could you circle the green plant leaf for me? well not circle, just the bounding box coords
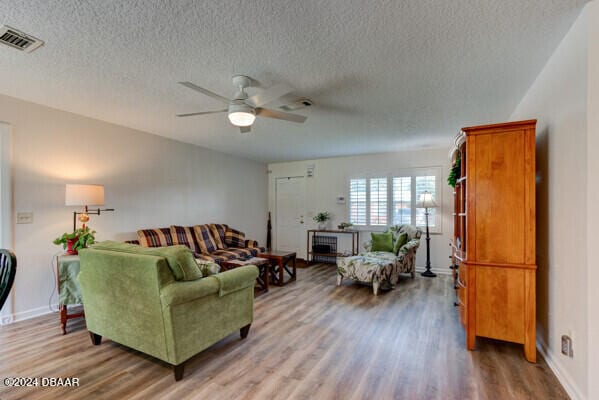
[52,225,96,249]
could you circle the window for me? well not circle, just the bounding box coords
[392,177,411,225]
[349,178,367,225]
[415,175,437,228]
[348,167,441,232]
[369,178,387,225]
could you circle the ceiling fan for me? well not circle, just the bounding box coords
[176,75,307,133]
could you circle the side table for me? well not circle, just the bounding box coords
[57,254,85,334]
[220,257,270,295]
[258,251,297,286]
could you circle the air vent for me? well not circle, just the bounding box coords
[280,98,313,111]
[0,25,44,53]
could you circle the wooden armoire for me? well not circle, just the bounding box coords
[451,120,537,362]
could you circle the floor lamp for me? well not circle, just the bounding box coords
[417,191,438,278]
[65,184,114,231]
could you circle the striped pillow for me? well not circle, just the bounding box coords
[225,227,246,248]
[137,228,173,248]
[195,259,221,276]
[170,225,201,254]
[193,225,218,254]
[209,223,228,249]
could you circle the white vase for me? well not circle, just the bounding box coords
[318,222,327,230]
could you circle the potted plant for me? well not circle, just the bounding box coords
[313,211,331,230]
[448,152,461,188]
[53,226,96,255]
[337,222,353,231]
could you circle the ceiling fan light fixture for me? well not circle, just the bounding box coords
[228,103,256,127]
[177,77,306,129]
[228,111,255,127]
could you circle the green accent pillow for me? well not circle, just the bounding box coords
[91,241,203,281]
[393,232,409,255]
[371,232,394,252]
[160,246,204,281]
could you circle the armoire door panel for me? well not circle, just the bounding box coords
[474,131,526,264]
[475,266,526,343]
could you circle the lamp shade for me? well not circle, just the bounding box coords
[416,191,438,208]
[65,184,105,206]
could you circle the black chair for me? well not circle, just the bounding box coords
[0,249,17,311]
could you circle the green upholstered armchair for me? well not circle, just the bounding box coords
[78,245,258,381]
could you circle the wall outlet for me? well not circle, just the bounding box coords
[561,335,573,357]
[16,212,33,224]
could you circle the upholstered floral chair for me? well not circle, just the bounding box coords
[336,225,422,295]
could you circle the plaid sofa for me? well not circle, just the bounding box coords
[129,224,265,265]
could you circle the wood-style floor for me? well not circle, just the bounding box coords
[0,264,567,400]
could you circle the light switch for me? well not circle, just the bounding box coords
[16,212,33,224]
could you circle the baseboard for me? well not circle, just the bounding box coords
[415,266,451,275]
[537,336,585,400]
[0,304,57,325]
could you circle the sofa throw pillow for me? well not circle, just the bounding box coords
[371,232,394,252]
[209,223,228,249]
[225,227,246,248]
[137,228,173,248]
[193,225,218,254]
[393,232,409,255]
[170,225,202,254]
[195,259,221,276]
[91,241,202,281]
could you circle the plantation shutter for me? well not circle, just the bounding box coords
[392,177,412,225]
[369,178,387,226]
[415,175,437,227]
[349,178,367,225]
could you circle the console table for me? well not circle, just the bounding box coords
[306,230,360,264]
[57,254,85,334]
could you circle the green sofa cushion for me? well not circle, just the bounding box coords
[212,266,259,297]
[393,232,409,255]
[92,241,203,281]
[371,232,393,252]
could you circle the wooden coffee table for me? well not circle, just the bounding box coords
[220,257,270,294]
[258,251,297,286]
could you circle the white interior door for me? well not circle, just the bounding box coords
[275,177,306,257]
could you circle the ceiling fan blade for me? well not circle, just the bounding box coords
[240,126,251,133]
[178,81,230,104]
[176,109,227,117]
[248,84,293,107]
[256,108,307,123]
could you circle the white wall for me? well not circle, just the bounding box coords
[510,6,589,398]
[267,148,453,273]
[0,94,267,323]
[586,2,599,399]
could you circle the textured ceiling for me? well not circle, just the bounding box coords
[0,0,588,162]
